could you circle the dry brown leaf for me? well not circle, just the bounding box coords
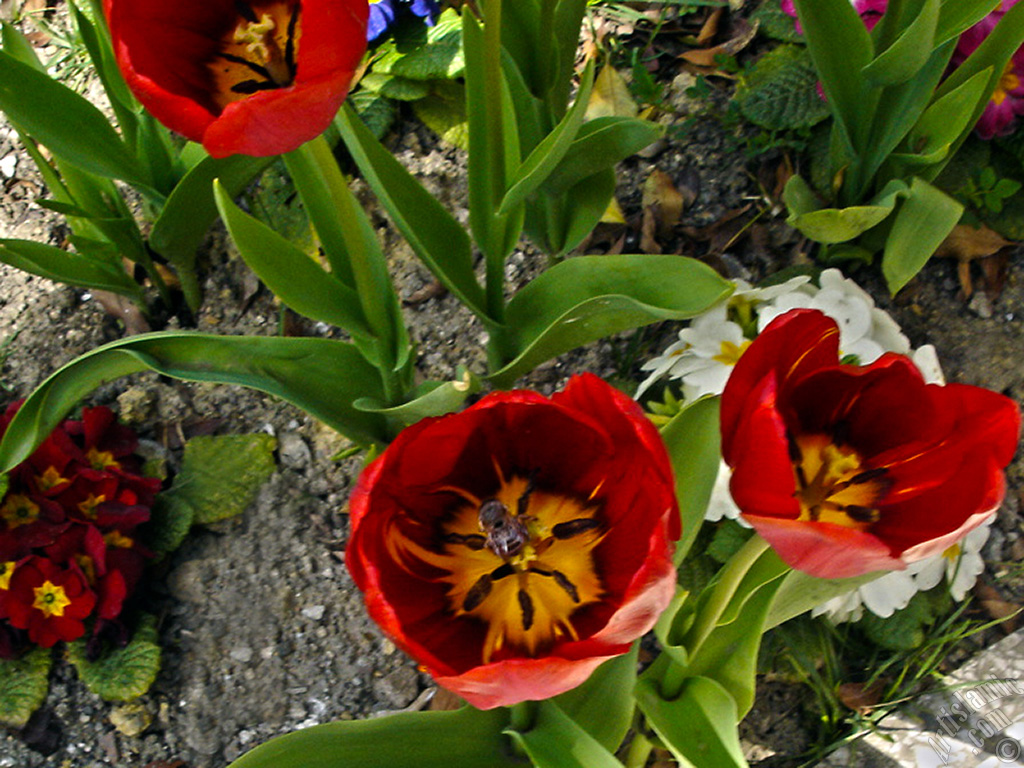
[935,224,1016,298]
[837,679,887,715]
[974,582,1021,632]
[428,687,465,711]
[586,64,637,120]
[696,7,724,46]
[642,168,686,239]
[92,289,151,335]
[680,19,759,68]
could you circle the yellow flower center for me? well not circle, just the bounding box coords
[33,580,72,618]
[0,561,15,591]
[403,473,606,663]
[86,447,120,472]
[104,530,135,549]
[1,493,40,529]
[712,339,751,366]
[992,61,1020,106]
[791,434,890,530]
[77,493,107,520]
[210,2,301,109]
[36,466,68,492]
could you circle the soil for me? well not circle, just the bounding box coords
[1,4,1023,768]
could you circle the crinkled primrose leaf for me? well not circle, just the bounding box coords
[67,614,160,702]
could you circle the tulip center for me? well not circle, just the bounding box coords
[993,61,1020,107]
[1,493,40,529]
[210,1,301,109]
[791,434,889,530]
[412,474,606,663]
[33,580,72,618]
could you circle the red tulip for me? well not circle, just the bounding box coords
[347,374,679,709]
[104,0,369,157]
[721,309,1020,579]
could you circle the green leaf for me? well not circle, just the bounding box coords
[490,255,733,387]
[635,675,748,768]
[858,588,951,650]
[160,434,277,526]
[412,81,468,149]
[497,59,597,217]
[735,45,830,130]
[659,397,721,566]
[904,68,991,162]
[788,179,909,243]
[0,50,146,186]
[144,492,195,558]
[1,20,45,72]
[0,647,52,729]
[791,0,876,153]
[543,117,664,195]
[366,73,432,101]
[389,8,464,80]
[782,173,822,217]
[552,645,638,753]
[882,177,963,293]
[67,614,160,702]
[764,569,887,630]
[936,0,1001,45]
[336,103,486,317]
[0,333,389,475]
[861,0,938,86]
[529,167,618,257]
[227,707,520,768]
[213,180,375,339]
[349,88,398,139]
[353,369,480,430]
[507,700,625,768]
[0,238,143,299]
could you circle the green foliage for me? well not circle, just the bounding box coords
[67,614,161,702]
[0,647,52,728]
[735,45,831,131]
[858,588,954,651]
[707,521,752,564]
[159,434,277,526]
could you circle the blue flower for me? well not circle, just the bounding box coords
[367,0,441,43]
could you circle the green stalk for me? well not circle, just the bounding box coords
[624,732,654,768]
[677,535,771,680]
[284,136,405,403]
[482,0,507,323]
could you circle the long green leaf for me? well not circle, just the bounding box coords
[765,569,886,630]
[0,50,146,186]
[0,334,389,474]
[861,0,938,86]
[791,0,876,153]
[227,707,519,768]
[660,397,721,567]
[0,238,143,299]
[213,181,374,339]
[497,59,596,217]
[882,177,962,293]
[552,645,638,753]
[635,675,748,768]
[335,103,487,318]
[904,67,992,161]
[935,0,1000,44]
[490,255,732,386]
[352,369,480,430]
[507,700,625,768]
[542,117,663,195]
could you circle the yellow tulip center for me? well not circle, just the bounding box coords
[210,1,301,109]
[1,493,40,529]
[405,472,606,663]
[791,434,890,530]
[33,580,72,618]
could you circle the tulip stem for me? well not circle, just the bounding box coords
[625,732,654,768]
[677,534,771,678]
[508,701,535,732]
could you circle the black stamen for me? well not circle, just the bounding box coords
[517,472,537,518]
[552,518,600,539]
[518,589,534,631]
[491,563,515,581]
[552,570,580,603]
[220,52,273,80]
[231,80,280,95]
[849,467,888,485]
[463,574,492,612]
[235,0,259,23]
[832,421,851,447]
[444,532,486,550]
[285,5,300,79]
[794,465,809,489]
[844,504,880,523]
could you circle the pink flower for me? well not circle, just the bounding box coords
[781,0,887,35]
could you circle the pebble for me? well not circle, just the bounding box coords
[301,605,326,621]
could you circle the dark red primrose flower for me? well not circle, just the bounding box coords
[721,309,1020,579]
[347,374,679,709]
[105,0,369,157]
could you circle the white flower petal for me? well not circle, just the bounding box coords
[869,308,911,354]
[912,344,945,385]
[859,569,919,618]
[811,288,873,346]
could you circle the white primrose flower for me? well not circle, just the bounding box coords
[636,275,811,399]
[812,519,993,623]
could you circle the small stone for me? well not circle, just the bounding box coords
[109,702,153,737]
[278,432,312,470]
[116,387,156,425]
[0,154,16,178]
[229,645,254,663]
[301,605,326,621]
